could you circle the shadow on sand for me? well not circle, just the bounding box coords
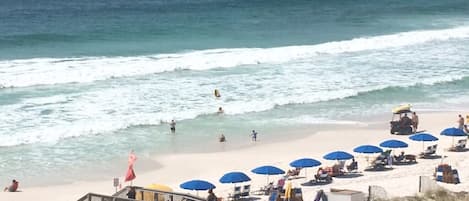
[334,173,364,178]
[300,180,332,187]
[364,167,394,172]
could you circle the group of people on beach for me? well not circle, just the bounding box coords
[400,112,419,133]
[403,112,469,134]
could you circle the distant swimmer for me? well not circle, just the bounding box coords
[214,89,221,98]
[251,130,258,142]
[170,119,176,133]
[219,134,226,142]
[217,107,224,114]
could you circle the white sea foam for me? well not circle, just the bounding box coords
[1,26,469,147]
[1,26,469,88]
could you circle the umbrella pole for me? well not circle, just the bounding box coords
[422,141,424,153]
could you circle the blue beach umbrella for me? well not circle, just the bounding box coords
[441,127,467,146]
[251,165,285,175]
[379,139,408,148]
[353,145,383,154]
[251,165,285,184]
[441,127,466,137]
[219,172,251,184]
[409,133,438,141]
[289,158,321,179]
[289,158,321,168]
[180,179,216,192]
[409,133,439,152]
[323,151,354,160]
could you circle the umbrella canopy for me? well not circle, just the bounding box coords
[380,140,408,148]
[441,127,466,137]
[147,184,173,192]
[409,133,438,141]
[251,165,285,175]
[323,151,354,160]
[180,180,216,190]
[289,158,321,168]
[353,145,383,154]
[219,172,251,184]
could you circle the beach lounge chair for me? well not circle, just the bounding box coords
[420,144,437,158]
[268,190,279,201]
[228,186,241,200]
[287,168,301,177]
[256,182,274,195]
[314,172,332,183]
[346,161,358,172]
[449,139,467,152]
[393,152,417,164]
[240,184,250,197]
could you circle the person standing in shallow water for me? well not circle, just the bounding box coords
[170,120,176,133]
[251,130,257,142]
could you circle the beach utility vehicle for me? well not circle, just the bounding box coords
[390,104,413,135]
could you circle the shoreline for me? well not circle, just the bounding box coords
[2,110,468,201]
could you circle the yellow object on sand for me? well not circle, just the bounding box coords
[285,182,292,200]
[392,104,412,114]
[137,184,173,201]
[146,183,173,192]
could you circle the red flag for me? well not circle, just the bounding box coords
[125,166,136,182]
[128,150,137,168]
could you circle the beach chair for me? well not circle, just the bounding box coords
[451,139,467,152]
[314,172,332,183]
[346,161,358,173]
[240,184,250,197]
[420,144,437,158]
[228,186,241,200]
[287,168,301,179]
[366,155,386,170]
[269,190,279,201]
[293,188,302,198]
[394,152,417,164]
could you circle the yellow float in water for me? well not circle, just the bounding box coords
[214,89,221,98]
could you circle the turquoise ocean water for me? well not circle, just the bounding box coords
[1,0,469,186]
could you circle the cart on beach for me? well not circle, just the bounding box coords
[390,104,413,135]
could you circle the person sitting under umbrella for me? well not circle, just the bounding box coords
[287,168,301,176]
[346,158,358,172]
[207,189,217,201]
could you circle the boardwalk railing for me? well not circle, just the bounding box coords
[78,186,205,201]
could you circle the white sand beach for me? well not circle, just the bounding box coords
[2,111,468,201]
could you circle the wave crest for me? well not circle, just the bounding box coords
[1,26,469,88]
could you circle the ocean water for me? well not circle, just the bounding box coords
[1,0,469,186]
